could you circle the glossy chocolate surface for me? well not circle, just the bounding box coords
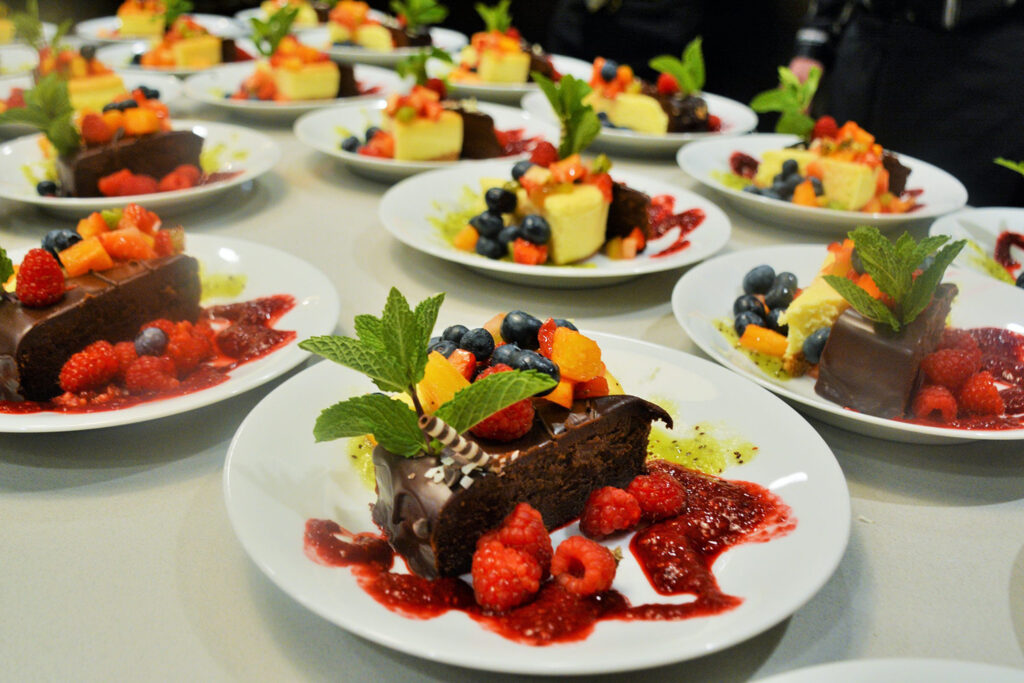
[607,182,652,240]
[456,109,503,159]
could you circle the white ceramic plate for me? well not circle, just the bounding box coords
[298,24,468,67]
[676,133,969,234]
[0,70,184,137]
[0,119,280,217]
[0,235,339,433]
[521,90,758,156]
[96,38,259,77]
[223,332,850,675]
[294,99,559,182]
[930,207,1024,285]
[378,159,732,287]
[75,13,246,43]
[433,54,592,105]
[0,43,39,78]
[758,658,1024,683]
[182,62,404,118]
[672,244,1024,443]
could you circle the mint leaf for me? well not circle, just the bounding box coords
[648,36,705,95]
[475,0,512,32]
[824,275,901,332]
[353,313,386,350]
[250,5,299,56]
[0,246,13,285]
[434,370,556,434]
[846,225,904,301]
[164,0,194,28]
[994,157,1024,177]
[750,65,820,139]
[413,292,445,363]
[0,74,80,157]
[13,0,43,49]
[380,287,430,387]
[313,394,424,456]
[391,0,448,31]
[533,72,600,159]
[299,335,411,393]
[901,240,964,325]
[395,46,452,86]
[776,110,815,139]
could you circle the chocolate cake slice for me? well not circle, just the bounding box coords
[640,84,711,133]
[606,182,652,241]
[815,283,957,418]
[0,254,201,401]
[372,395,671,578]
[453,107,503,159]
[57,130,204,198]
[334,61,358,97]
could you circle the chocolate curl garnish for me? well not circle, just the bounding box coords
[418,415,500,486]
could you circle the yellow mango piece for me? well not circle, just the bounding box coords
[416,351,470,414]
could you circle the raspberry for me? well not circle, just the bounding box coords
[121,172,159,196]
[536,317,557,358]
[512,238,548,265]
[627,472,687,520]
[80,113,113,145]
[1001,386,1024,414]
[811,115,838,140]
[141,318,176,337]
[937,328,979,352]
[424,77,447,99]
[153,230,175,257]
[550,536,616,596]
[957,371,1005,416]
[112,341,138,380]
[529,141,559,167]
[579,486,641,539]
[165,321,214,374]
[549,328,603,381]
[118,203,161,234]
[470,365,535,441]
[471,539,541,612]
[911,384,958,422]
[15,248,65,307]
[920,347,982,390]
[491,503,552,576]
[656,72,679,95]
[59,341,119,394]
[124,354,179,393]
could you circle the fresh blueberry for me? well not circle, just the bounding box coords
[475,235,505,259]
[117,99,139,111]
[761,189,783,201]
[598,111,613,127]
[134,327,168,356]
[102,101,121,113]
[599,60,618,82]
[41,228,81,259]
[553,318,577,331]
[484,187,517,214]
[511,160,533,181]
[139,86,160,100]
[802,327,831,364]
[431,340,458,357]
[340,135,360,153]
[514,349,560,394]
[469,211,504,239]
[130,52,142,65]
[810,176,824,196]
[742,185,762,195]
[764,284,795,310]
[851,248,865,274]
[519,214,551,244]
[441,325,469,343]
[734,310,765,337]
[459,327,495,360]
[80,45,96,61]
[426,335,443,351]
[733,294,767,317]
[772,271,798,291]
[497,224,519,244]
[773,175,801,199]
[364,125,381,143]
[1017,271,1024,289]
[491,342,522,367]
[501,310,542,350]
[742,265,775,295]
[36,180,58,197]
[781,159,799,177]
[766,308,789,335]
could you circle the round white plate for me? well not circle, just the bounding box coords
[676,133,969,234]
[0,119,280,217]
[378,159,732,287]
[182,61,404,118]
[930,207,1024,285]
[0,235,339,433]
[298,24,468,67]
[96,38,258,77]
[521,90,758,156]
[294,99,559,182]
[75,13,246,43]
[758,658,1024,683]
[672,244,1024,443]
[434,54,592,105]
[223,332,850,675]
[0,43,39,78]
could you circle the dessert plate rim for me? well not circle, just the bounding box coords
[377,158,732,287]
[672,243,1024,443]
[0,234,340,433]
[929,206,1024,286]
[756,658,1024,683]
[222,330,850,674]
[75,13,247,44]
[676,133,969,234]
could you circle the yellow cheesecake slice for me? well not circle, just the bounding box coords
[389,110,463,161]
[586,92,668,134]
[476,49,530,83]
[540,184,609,265]
[354,23,394,51]
[0,18,15,43]
[117,1,165,37]
[753,148,818,187]
[777,247,853,374]
[67,73,128,112]
[819,158,880,210]
[266,60,340,100]
[170,35,222,68]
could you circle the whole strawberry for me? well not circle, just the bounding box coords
[16,248,65,307]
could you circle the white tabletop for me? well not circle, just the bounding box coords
[2,97,1023,682]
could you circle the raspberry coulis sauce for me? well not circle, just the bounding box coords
[304,459,795,646]
[0,294,295,415]
[646,195,706,258]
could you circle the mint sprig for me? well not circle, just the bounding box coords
[994,157,1024,177]
[649,36,705,95]
[390,0,448,32]
[250,5,299,56]
[475,0,512,32]
[14,0,71,52]
[163,0,194,28]
[435,370,555,434]
[822,226,965,333]
[395,46,452,86]
[0,74,80,157]
[749,65,821,139]
[0,246,13,285]
[312,393,425,454]
[533,72,600,159]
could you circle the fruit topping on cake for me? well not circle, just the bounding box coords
[449,0,558,84]
[0,205,296,410]
[259,0,324,28]
[328,0,445,52]
[586,37,721,135]
[134,1,247,69]
[116,0,166,38]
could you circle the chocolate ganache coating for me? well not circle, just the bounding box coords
[372,394,672,578]
[0,254,201,401]
[815,283,957,418]
[453,107,503,159]
[606,182,652,242]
